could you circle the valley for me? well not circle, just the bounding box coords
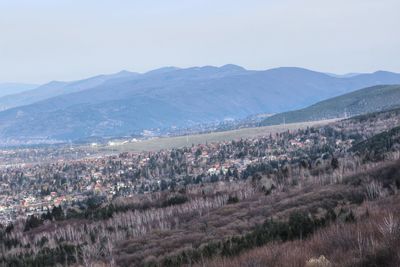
[0,107,399,266]
[2,1,400,266]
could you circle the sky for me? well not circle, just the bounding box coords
[1,0,400,84]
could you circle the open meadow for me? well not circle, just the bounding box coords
[96,119,338,153]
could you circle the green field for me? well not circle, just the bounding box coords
[95,119,338,153]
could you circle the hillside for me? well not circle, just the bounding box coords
[351,125,400,159]
[261,84,400,126]
[1,67,400,142]
[0,83,38,98]
[2,107,400,267]
[0,71,138,111]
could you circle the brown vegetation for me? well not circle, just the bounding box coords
[1,108,400,266]
[196,194,400,267]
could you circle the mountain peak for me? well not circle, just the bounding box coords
[112,70,139,78]
[116,70,132,75]
[145,66,180,75]
[220,64,246,71]
[373,70,396,75]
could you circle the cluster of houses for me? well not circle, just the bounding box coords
[0,126,352,225]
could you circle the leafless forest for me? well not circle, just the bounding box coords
[1,108,400,267]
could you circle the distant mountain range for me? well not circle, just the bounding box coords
[0,83,38,99]
[1,65,400,143]
[261,85,400,126]
[0,71,136,111]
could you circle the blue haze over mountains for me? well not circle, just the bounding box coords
[0,83,38,98]
[0,65,400,143]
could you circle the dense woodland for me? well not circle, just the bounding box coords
[1,107,400,266]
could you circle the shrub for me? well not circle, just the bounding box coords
[162,195,189,207]
[24,215,43,232]
[227,196,239,204]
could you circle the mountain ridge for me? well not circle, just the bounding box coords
[0,83,39,98]
[1,66,400,143]
[260,84,400,126]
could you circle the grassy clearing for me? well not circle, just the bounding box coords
[96,119,338,153]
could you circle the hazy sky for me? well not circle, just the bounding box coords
[1,0,399,83]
